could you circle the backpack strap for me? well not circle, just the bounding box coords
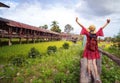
[89,32,97,40]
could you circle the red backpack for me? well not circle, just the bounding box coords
[87,33,97,51]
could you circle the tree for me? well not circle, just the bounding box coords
[64,24,73,33]
[115,31,120,42]
[104,37,112,42]
[39,24,48,29]
[111,30,120,42]
[50,21,61,33]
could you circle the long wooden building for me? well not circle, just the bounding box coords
[0,17,61,45]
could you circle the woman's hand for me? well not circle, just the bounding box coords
[102,18,110,29]
[76,17,78,22]
[107,19,110,24]
[75,17,84,28]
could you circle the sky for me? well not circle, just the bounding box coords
[0,0,120,37]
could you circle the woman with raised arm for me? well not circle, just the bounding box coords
[76,17,110,82]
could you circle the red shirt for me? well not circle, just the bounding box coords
[80,26,104,59]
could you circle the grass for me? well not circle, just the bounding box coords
[0,41,120,83]
[99,42,120,58]
[19,45,82,83]
[101,55,120,83]
[99,42,120,83]
[0,41,82,83]
[0,41,73,64]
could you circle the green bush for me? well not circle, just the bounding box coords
[47,46,57,55]
[62,42,69,49]
[28,47,41,58]
[11,56,27,67]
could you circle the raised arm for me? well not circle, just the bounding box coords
[102,19,110,29]
[76,17,84,28]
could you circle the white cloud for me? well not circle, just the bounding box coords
[84,0,120,16]
[0,0,120,37]
[0,1,80,33]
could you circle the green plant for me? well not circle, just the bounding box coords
[0,41,79,83]
[54,72,65,82]
[1,64,17,78]
[47,46,57,55]
[101,56,120,83]
[0,41,71,64]
[28,47,41,58]
[14,76,25,83]
[62,42,69,49]
[11,56,27,67]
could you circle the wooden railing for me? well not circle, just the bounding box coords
[99,49,120,66]
[80,49,120,83]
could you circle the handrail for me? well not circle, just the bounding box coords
[80,49,120,83]
[99,49,120,66]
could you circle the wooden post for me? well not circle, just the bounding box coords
[32,38,35,43]
[8,27,12,46]
[26,30,29,43]
[32,30,36,43]
[1,30,4,38]
[80,57,102,83]
[26,38,29,43]
[99,49,120,66]
[8,38,12,46]
[36,37,39,42]
[19,38,22,44]
[0,38,1,46]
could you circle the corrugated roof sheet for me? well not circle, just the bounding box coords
[0,2,10,8]
[0,17,59,35]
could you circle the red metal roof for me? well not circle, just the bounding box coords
[60,32,69,36]
[0,17,59,35]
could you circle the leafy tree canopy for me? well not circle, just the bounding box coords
[39,24,48,29]
[114,30,120,42]
[64,24,73,33]
[50,21,61,33]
